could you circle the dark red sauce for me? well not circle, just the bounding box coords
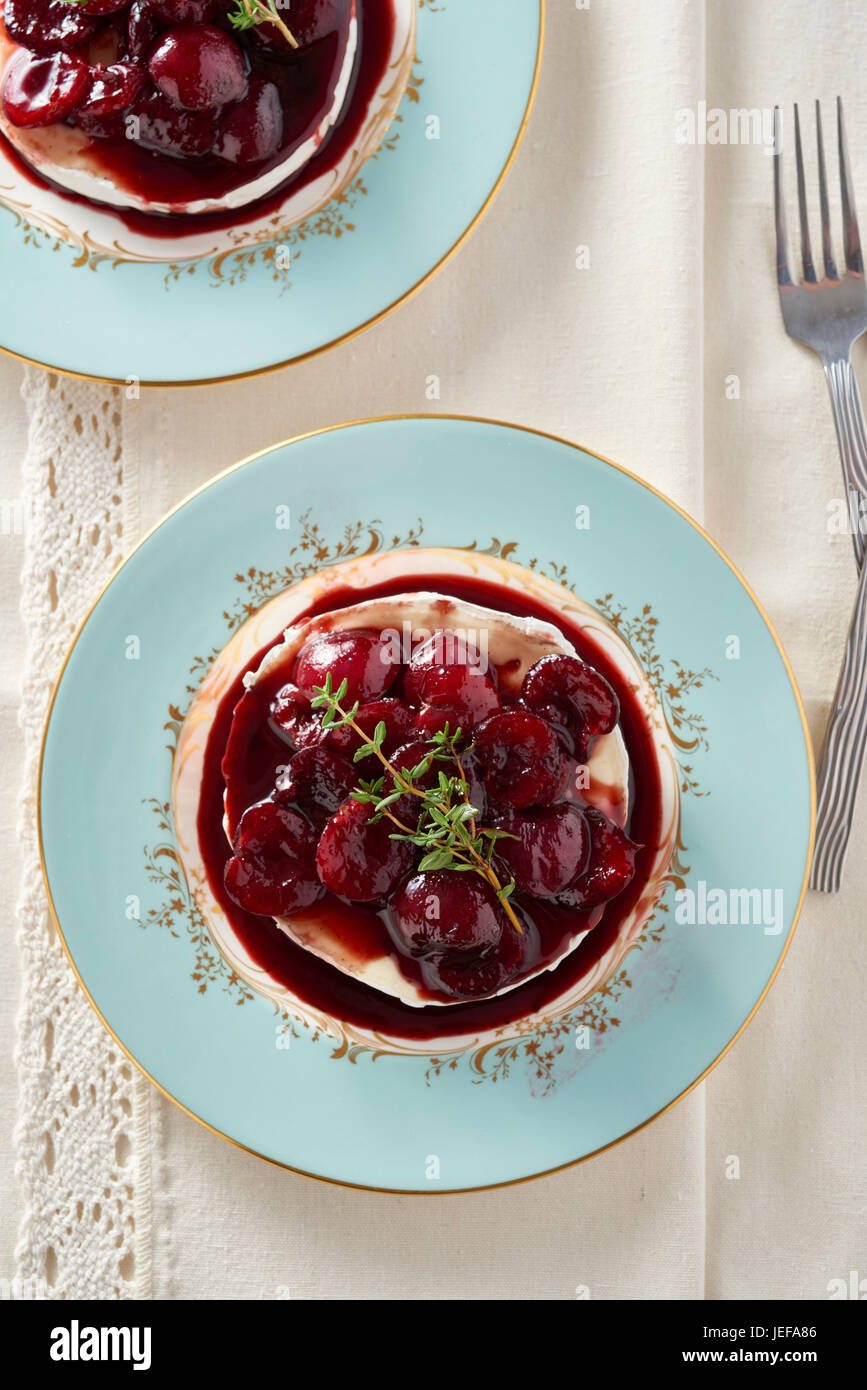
[0,0,395,241]
[196,574,664,1040]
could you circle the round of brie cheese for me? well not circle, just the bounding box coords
[226,592,632,1008]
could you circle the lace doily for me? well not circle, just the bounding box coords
[15,369,167,1300]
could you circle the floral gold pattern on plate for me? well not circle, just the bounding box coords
[39,418,813,1191]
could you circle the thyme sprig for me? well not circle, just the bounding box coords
[226,0,299,48]
[310,674,522,932]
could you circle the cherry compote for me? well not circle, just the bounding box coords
[202,577,663,1035]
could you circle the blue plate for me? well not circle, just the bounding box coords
[0,3,542,385]
[39,417,815,1191]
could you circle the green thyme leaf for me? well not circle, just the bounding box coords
[307,663,525,934]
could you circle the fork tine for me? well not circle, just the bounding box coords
[774,106,794,287]
[794,104,817,281]
[837,96,864,275]
[816,99,839,279]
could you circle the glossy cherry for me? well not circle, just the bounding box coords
[493,804,589,898]
[559,807,639,908]
[421,909,536,1001]
[425,952,508,1002]
[126,1,160,60]
[472,707,564,810]
[316,798,414,902]
[148,24,248,110]
[269,682,322,751]
[273,744,356,828]
[78,62,147,120]
[212,75,283,164]
[2,50,90,129]
[387,872,506,957]
[129,86,217,156]
[404,630,490,704]
[522,653,619,761]
[224,799,322,917]
[294,628,402,705]
[74,108,128,138]
[3,0,100,56]
[411,665,501,738]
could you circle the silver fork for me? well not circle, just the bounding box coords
[775,98,867,890]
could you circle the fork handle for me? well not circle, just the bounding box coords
[824,355,867,568]
[810,548,867,890]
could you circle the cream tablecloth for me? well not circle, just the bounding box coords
[0,0,864,1299]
